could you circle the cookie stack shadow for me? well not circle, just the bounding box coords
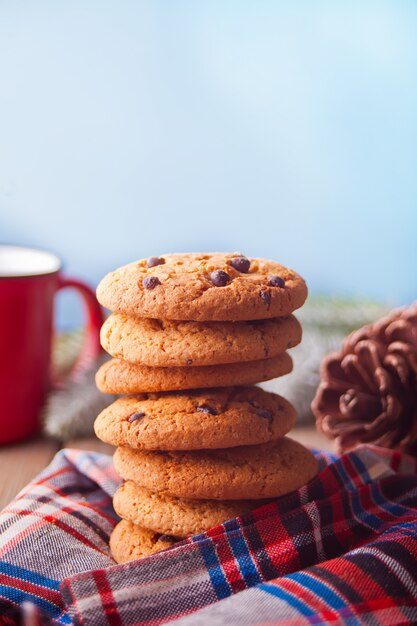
[94,253,319,563]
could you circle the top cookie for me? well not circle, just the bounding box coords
[97,253,307,321]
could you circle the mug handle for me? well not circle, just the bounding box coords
[55,275,104,384]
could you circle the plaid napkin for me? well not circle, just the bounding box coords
[0,445,416,626]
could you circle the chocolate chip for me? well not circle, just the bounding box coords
[259,289,271,305]
[143,276,161,290]
[186,359,193,366]
[128,412,146,423]
[158,534,177,543]
[229,256,250,273]
[147,256,165,268]
[268,275,285,288]
[197,404,219,416]
[257,409,273,423]
[210,270,231,287]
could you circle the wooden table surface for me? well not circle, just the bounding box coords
[0,427,333,511]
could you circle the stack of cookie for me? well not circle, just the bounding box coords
[94,253,318,563]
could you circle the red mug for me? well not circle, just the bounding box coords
[0,245,103,445]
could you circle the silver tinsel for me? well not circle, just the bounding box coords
[262,298,390,422]
[42,333,116,440]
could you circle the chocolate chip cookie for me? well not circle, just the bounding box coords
[96,353,292,394]
[100,313,301,366]
[113,482,270,537]
[97,253,307,322]
[110,519,179,563]
[113,437,318,500]
[94,386,296,450]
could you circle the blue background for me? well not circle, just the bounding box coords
[1,1,416,327]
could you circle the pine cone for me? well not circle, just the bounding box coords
[312,303,417,455]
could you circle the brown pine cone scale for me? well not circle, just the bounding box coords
[312,303,417,455]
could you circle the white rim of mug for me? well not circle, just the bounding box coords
[0,245,62,278]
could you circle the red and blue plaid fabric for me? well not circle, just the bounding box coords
[0,445,416,625]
